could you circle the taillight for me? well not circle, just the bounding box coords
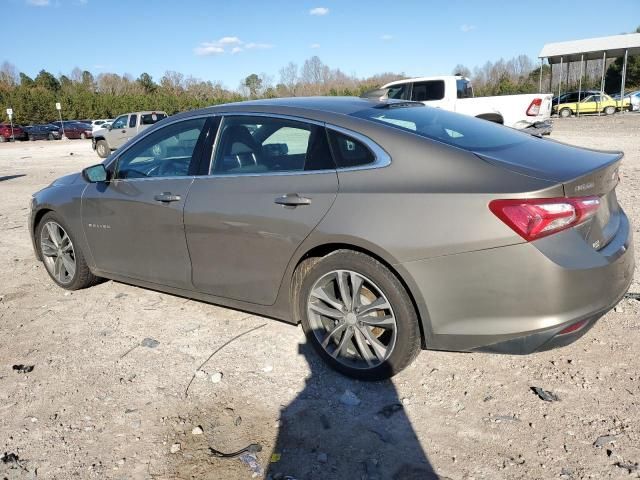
[489,196,600,241]
[526,98,542,116]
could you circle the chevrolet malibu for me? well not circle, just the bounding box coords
[29,97,634,380]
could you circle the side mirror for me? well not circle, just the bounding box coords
[82,164,109,183]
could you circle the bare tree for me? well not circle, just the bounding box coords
[279,62,298,96]
[0,61,18,88]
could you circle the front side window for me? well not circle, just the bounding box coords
[112,115,127,129]
[115,117,206,179]
[411,80,445,101]
[211,116,334,174]
[387,84,408,100]
[128,114,137,128]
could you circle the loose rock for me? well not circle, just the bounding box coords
[339,389,361,406]
[210,372,223,383]
[192,426,204,435]
[170,443,181,454]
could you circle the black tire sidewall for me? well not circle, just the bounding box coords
[298,250,420,380]
[36,212,91,290]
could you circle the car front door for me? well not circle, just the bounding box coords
[184,114,338,305]
[108,114,129,148]
[82,116,211,289]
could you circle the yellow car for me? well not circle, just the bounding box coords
[554,93,630,117]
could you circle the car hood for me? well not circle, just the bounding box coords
[50,172,82,187]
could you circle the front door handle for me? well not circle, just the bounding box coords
[154,192,181,203]
[274,193,311,207]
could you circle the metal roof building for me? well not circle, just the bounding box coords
[538,33,640,116]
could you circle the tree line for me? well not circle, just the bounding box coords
[1,40,638,125]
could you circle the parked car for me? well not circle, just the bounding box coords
[368,75,553,135]
[552,90,600,106]
[24,124,62,141]
[0,123,27,142]
[29,97,634,380]
[50,121,93,139]
[553,93,631,117]
[611,90,640,111]
[92,111,167,158]
[91,119,114,132]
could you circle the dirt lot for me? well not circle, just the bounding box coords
[1,115,639,480]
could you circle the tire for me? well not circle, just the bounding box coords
[296,250,421,380]
[604,106,616,115]
[559,108,572,118]
[80,132,87,140]
[47,133,54,141]
[0,136,6,143]
[29,135,35,141]
[96,140,110,158]
[35,211,99,290]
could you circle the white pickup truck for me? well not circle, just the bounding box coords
[370,75,553,135]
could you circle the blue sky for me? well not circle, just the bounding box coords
[4,0,639,88]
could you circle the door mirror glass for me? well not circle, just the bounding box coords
[83,164,108,183]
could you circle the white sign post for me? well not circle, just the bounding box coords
[6,108,14,141]
[55,102,66,139]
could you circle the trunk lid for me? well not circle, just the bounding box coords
[476,137,623,251]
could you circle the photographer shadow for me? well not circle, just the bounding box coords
[265,343,441,480]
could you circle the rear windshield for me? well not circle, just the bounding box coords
[141,113,167,125]
[351,105,528,151]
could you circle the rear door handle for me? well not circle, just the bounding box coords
[154,192,181,203]
[274,193,311,207]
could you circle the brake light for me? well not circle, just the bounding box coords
[489,196,600,241]
[526,98,542,116]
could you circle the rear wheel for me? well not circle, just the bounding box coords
[604,106,616,115]
[297,250,421,380]
[96,140,110,158]
[47,133,54,141]
[36,212,99,290]
[559,108,572,118]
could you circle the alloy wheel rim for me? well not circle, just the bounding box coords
[40,221,76,284]
[307,269,397,370]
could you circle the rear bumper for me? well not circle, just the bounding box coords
[402,210,634,354]
[523,120,553,136]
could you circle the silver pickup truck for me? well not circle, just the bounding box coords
[92,111,167,158]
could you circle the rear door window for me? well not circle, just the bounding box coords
[211,116,334,174]
[141,113,167,125]
[411,80,445,101]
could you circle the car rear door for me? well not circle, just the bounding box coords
[184,114,338,305]
[82,116,212,289]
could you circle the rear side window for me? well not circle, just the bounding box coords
[411,80,445,101]
[141,113,167,125]
[211,116,334,175]
[327,130,375,168]
[128,114,137,128]
[456,79,473,99]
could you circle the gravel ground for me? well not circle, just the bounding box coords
[0,115,639,480]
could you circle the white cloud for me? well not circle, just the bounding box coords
[194,37,273,56]
[310,43,321,49]
[194,42,225,56]
[218,36,242,45]
[381,34,393,41]
[460,24,476,32]
[26,0,50,6]
[309,7,329,15]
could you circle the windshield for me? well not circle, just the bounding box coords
[351,105,528,151]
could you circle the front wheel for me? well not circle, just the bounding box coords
[29,135,35,141]
[80,132,87,140]
[604,106,616,115]
[95,140,110,158]
[297,250,421,380]
[559,108,572,118]
[36,212,99,290]
[47,133,54,141]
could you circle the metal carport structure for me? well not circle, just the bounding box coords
[538,33,640,116]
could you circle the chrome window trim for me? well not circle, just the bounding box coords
[205,111,391,177]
